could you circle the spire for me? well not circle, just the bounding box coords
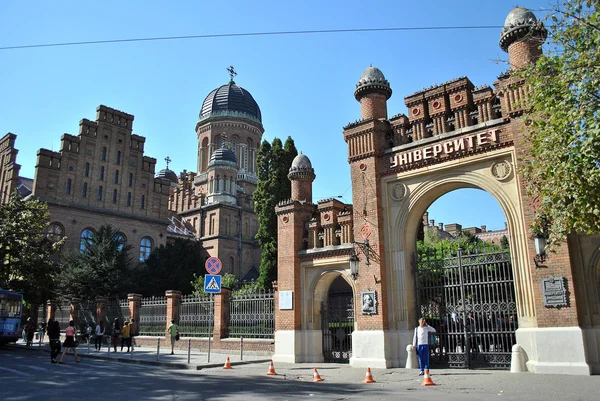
[165,156,171,169]
[227,65,237,85]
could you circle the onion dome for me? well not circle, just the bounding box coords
[500,7,547,52]
[199,83,262,124]
[155,168,178,184]
[288,152,316,181]
[208,146,237,168]
[354,66,392,101]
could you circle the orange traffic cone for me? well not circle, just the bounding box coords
[313,368,324,382]
[266,361,277,375]
[223,356,233,369]
[421,369,435,386]
[362,367,376,383]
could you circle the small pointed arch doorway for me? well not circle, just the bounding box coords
[320,275,354,363]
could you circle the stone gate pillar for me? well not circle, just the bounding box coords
[213,289,231,341]
[165,290,181,336]
[96,297,107,326]
[46,300,57,322]
[128,293,142,335]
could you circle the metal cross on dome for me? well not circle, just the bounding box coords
[227,65,237,82]
[165,156,171,168]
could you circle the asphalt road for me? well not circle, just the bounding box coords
[1,346,599,401]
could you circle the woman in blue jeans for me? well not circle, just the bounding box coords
[412,318,437,375]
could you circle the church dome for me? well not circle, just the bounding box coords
[288,153,316,181]
[208,146,238,168]
[354,66,392,101]
[155,168,178,184]
[199,83,262,124]
[500,7,547,52]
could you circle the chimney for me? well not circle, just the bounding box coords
[429,219,435,227]
[423,212,429,226]
[481,225,486,232]
[438,222,444,231]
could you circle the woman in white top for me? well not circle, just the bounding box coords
[412,318,436,375]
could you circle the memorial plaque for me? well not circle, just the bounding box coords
[360,290,377,315]
[541,276,568,307]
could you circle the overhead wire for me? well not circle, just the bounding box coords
[0,25,503,51]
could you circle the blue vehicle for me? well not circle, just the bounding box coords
[0,288,23,345]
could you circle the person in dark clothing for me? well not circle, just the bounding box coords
[111,318,121,352]
[47,319,61,364]
[25,318,35,346]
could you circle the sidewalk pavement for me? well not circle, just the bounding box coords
[9,338,271,370]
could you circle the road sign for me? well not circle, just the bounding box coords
[205,257,222,275]
[204,274,222,293]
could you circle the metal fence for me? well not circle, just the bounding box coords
[139,296,166,336]
[229,289,274,339]
[76,300,97,331]
[104,298,130,331]
[178,294,213,337]
[36,304,47,326]
[54,301,72,330]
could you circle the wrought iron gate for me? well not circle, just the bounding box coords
[322,293,354,363]
[416,247,517,369]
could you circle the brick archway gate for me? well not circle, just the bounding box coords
[321,276,354,363]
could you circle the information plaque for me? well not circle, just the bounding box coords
[541,276,568,307]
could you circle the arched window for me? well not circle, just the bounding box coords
[127,192,132,206]
[129,173,133,187]
[45,222,64,243]
[98,186,103,201]
[229,256,235,273]
[116,151,121,165]
[66,179,72,195]
[113,189,118,203]
[113,232,126,252]
[114,170,119,184]
[102,147,107,161]
[82,182,88,198]
[80,228,95,253]
[100,166,105,181]
[85,162,90,177]
[141,195,145,209]
[139,237,153,261]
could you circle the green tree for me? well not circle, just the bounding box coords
[57,225,132,301]
[131,238,204,296]
[0,192,62,302]
[520,1,600,244]
[254,136,298,289]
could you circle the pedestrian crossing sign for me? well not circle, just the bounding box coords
[204,274,222,293]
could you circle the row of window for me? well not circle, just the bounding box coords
[45,224,154,261]
[83,163,134,186]
[66,181,145,208]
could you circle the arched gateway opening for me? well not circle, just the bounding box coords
[321,276,354,362]
[414,189,517,369]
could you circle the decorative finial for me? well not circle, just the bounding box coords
[227,65,237,84]
[165,156,171,169]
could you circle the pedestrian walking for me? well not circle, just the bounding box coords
[166,319,179,355]
[111,318,121,352]
[94,321,104,351]
[129,318,136,351]
[38,322,45,344]
[58,320,81,364]
[120,320,131,352]
[25,317,35,346]
[412,317,437,376]
[47,319,61,364]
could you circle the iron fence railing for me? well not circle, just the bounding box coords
[76,300,97,331]
[228,289,274,339]
[178,294,213,337]
[104,298,130,331]
[54,301,71,330]
[139,296,166,336]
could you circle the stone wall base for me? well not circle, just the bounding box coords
[517,327,592,375]
[272,330,323,363]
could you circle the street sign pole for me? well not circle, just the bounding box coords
[207,293,213,363]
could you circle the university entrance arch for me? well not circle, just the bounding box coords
[273,7,600,374]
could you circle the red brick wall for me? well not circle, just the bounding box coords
[360,94,388,120]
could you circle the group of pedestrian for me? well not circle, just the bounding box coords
[110,317,135,352]
[45,318,81,364]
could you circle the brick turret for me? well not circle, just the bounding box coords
[288,152,316,203]
[499,7,547,69]
[354,66,392,120]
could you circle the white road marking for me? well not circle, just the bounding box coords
[0,366,31,376]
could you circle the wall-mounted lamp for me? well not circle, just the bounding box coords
[533,233,547,268]
[349,239,371,280]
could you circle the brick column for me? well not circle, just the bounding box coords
[213,289,231,341]
[96,297,107,326]
[165,290,181,336]
[46,300,57,322]
[128,293,142,335]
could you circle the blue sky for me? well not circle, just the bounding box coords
[0,1,549,231]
